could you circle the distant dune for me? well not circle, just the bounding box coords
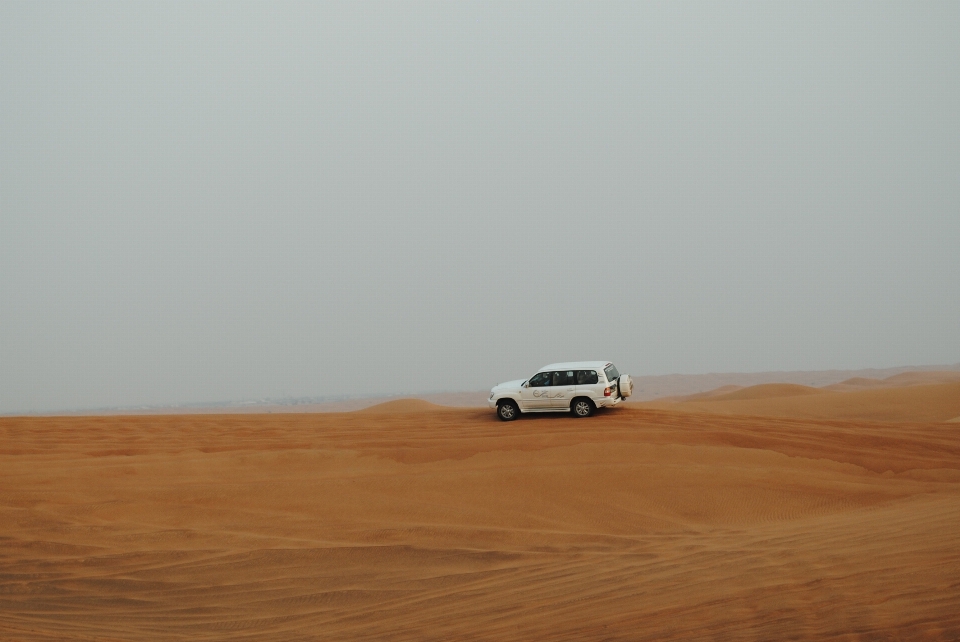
[24,365,960,416]
[702,382,824,401]
[625,364,960,401]
[359,398,449,413]
[642,380,960,423]
[666,383,744,402]
[824,370,960,392]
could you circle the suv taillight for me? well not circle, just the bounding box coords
[604,387,612,397]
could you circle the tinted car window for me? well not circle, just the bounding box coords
[529,372,551,387]
[552,370,575,386]
[576,370,599,385]
[604,364,620,381]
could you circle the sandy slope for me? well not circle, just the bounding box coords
[3,387,960,640]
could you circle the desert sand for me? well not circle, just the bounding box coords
[3,380,960,640]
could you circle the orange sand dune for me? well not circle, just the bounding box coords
[656,384,744,403]
[2,399,960,640]
[825,370,960,392]
[656,383,817,404]
[837,376,884,386]
[645,381,960,423]
[704,382,824,401]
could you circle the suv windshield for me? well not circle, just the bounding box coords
[603,364,620,382]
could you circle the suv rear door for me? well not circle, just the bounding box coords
[575,369,600,399]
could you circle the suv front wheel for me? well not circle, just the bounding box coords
[571,398,594,418]
[497,400,519,421]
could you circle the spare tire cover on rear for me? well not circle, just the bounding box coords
[618,374,633,398]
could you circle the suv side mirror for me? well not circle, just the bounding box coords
[522,381,529,388]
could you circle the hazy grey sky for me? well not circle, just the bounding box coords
[2,2,959,412]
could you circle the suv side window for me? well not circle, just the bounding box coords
[576,370,598,385]
[552,370,575,386]
[529,372,551,387]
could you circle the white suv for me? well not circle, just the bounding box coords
[489,361,633,421]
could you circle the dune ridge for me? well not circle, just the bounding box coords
[699,382,824,401]
[824,370,960,392]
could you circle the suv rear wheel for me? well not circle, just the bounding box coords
[497,400,519,421]
[571,397,594,418]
